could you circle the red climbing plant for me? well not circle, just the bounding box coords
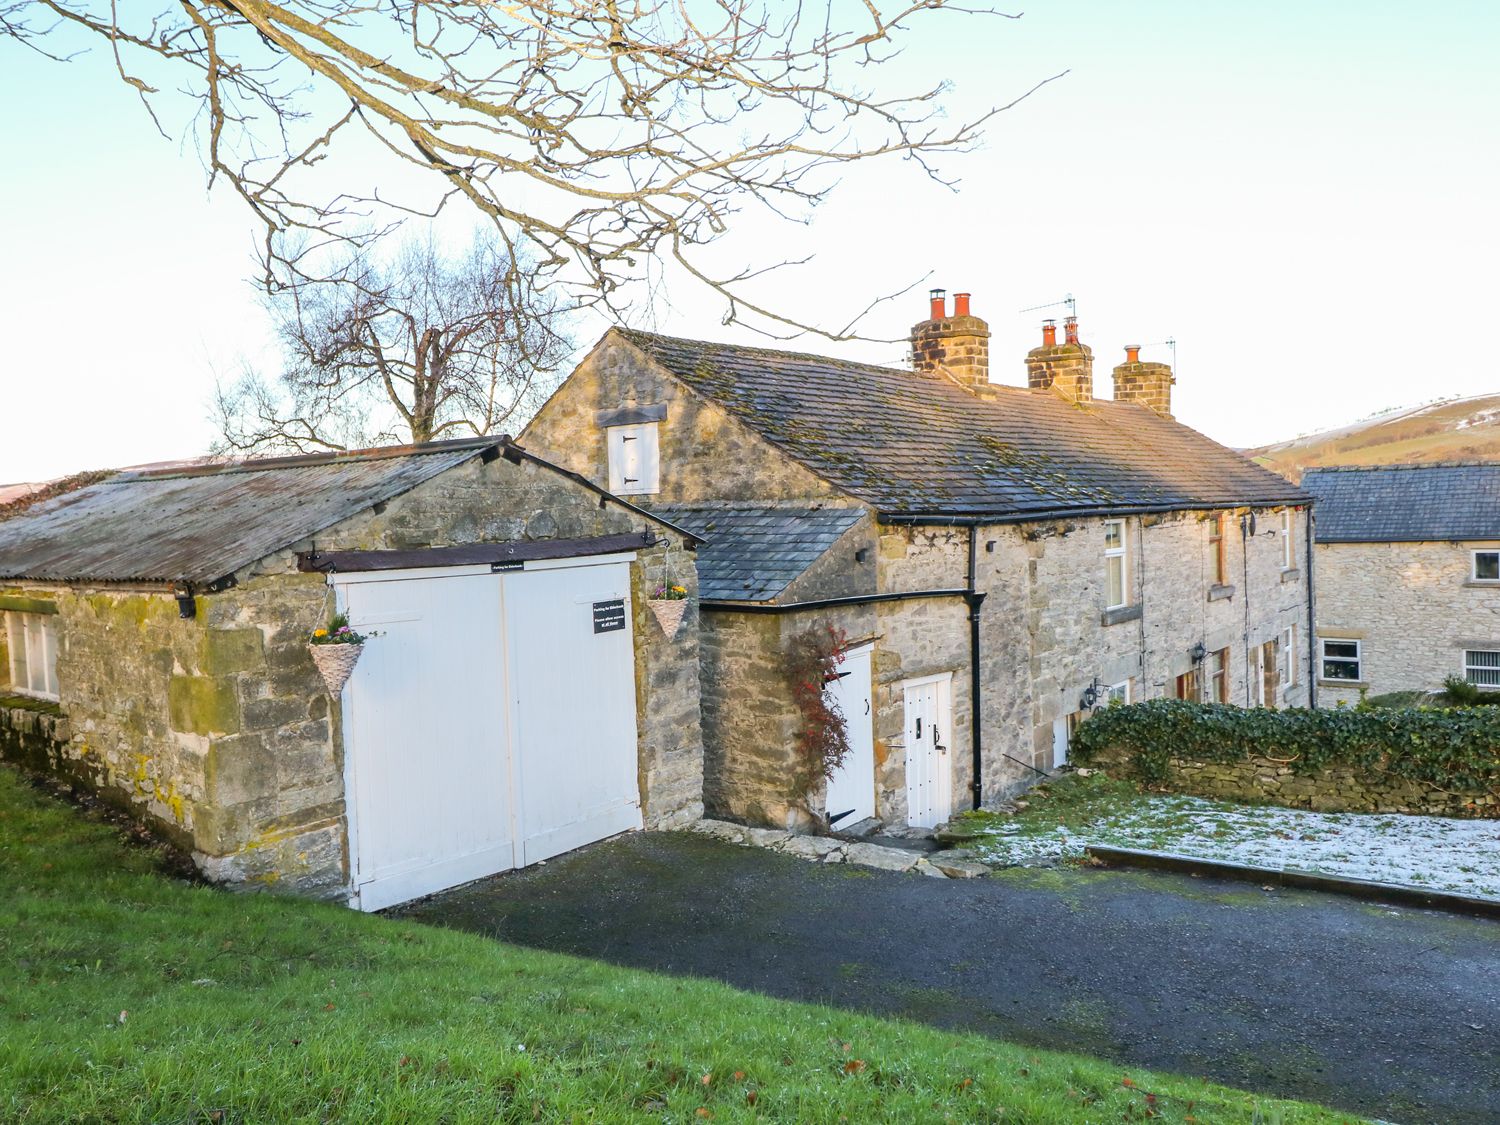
[786,624,853,806]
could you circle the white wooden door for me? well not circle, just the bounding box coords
[501,560,643,865]
[904,675,953,828]
[341,572,515,911]
[824,644,875,828]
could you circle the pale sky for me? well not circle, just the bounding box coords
[2,1,1497,483]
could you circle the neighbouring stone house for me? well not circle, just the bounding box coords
[523,293,1313,832]
[1302,463,1500,703]
[0,437,703,908]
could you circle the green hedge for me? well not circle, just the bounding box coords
[1072,699,1500,792]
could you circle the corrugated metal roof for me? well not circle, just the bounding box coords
[653,504,866,601]
[619,329,1309,519]
[0,439,498,587]
[1303,463,1500,543]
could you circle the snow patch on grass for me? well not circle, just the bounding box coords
[973,796,1500,901]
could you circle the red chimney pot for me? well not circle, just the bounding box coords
[1064,316,1079,345]
[929,288,947,321]
[1125,345,1141,363]
[1041,320,1057,347]
[954,292,971,317]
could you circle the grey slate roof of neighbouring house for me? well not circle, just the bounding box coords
[1301,463,1500,543]
[653,504,867,601]
[617,329,1309,521]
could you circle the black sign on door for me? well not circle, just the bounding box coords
[592,599,627,633]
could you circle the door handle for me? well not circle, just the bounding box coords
[935,724,946,754]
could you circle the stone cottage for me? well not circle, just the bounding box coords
[523,293,1314,831]
[1302,463,1500,703]
[0,437,704,908]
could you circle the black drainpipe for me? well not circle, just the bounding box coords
[966,526,987,809]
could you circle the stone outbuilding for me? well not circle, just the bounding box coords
[0,437,704,908]
[1302,463,1500,702]
[523,294,1314,832]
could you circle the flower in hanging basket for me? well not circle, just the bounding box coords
[307,612,373,695]
[647,583,690,639]
[309,612,369,646]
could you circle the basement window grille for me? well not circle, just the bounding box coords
[1464,649,1500,688]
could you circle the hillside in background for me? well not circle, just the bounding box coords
[1250,393,1500,481]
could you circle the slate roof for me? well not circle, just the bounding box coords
[617,329,1308,520]
[0,439,500,587]
[1302,464,1500,543]
[653,504,867,601]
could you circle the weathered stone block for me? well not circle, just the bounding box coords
[168,676,240,736]
[844,841,920,872]
[201,628,265,676]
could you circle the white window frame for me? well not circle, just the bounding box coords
[1471,550,1500,583]
[1319,637,1362,684]
[4,610,60,701]
[606,422,660,496]
[1281,624,1297,693]
[1103,519,1128,610]
[1105,679,1131,706]
[1207,648,1229,703]
[1280,510,1295,570]
[1463,649,1500,688]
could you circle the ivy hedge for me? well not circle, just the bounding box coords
[1072,699,1500,793]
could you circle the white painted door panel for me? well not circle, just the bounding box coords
[502,563,642,865]
[904,677,953,828]
[341,574,514,911]
[824,645,875,828]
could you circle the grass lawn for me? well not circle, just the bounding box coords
[0,765,1364,1124]
[957,773,1500,901]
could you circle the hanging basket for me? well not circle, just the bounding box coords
[646,598,688,641]
[308,642,365,695]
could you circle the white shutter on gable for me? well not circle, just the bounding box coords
[607,423,659,495]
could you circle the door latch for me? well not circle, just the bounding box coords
[935,724,947,754]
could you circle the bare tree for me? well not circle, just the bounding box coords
[4,2,1055,338]
[214,233,571,453]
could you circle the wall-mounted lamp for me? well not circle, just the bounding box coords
[855,548,870,563]
[173,586,197,620]
[1189,641,1207,664]
[1078,677,1103,711]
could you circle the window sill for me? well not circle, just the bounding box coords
[1100,604,1143,627]
[0,692,63,717]
[1316,678,1367,690]
[1280,568,1301,583]
[1207,584,1236,602]
[1463,580,1500,589]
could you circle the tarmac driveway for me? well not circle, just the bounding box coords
[395,831,1500,1124]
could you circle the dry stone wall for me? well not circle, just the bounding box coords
[1087,742,1497,818]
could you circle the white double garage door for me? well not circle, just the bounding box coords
[334,555,641,910]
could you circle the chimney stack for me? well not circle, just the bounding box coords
[1026,318,1093,402]
[911,288,990,388]
[1112,345,1175,417]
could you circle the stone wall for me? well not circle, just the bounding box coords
[0,449,705,897]
[1314,539,1500,705]
[0,696,70,774]
[1087,743,1498,818]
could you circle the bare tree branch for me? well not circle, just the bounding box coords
[5,1,1040,338]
